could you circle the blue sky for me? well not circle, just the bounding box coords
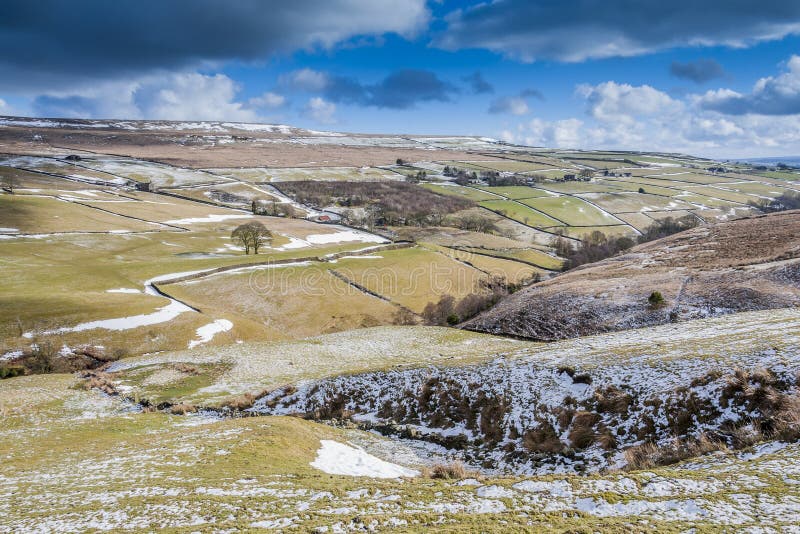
[1,0,799,158]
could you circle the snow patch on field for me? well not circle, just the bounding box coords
[310,440,418,478]
[24,300,193,338]
[306,229,387,245]
[1,350,23,361]
[270,228,387,250]
[164,214,252,224]
[106,288,141,294]
[188,319,233,349]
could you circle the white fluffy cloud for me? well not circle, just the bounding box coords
[31,72,265,121]
[698,55,800,115]
[249,92,287,109]
[280,69,330,92]
[304,97,337,124]
[133,73,258,121]
[0,98,14,115]
[577,82,681,123]
[503,61,800,157]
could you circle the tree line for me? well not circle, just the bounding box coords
[277,181,473,227]
[555,215,699,270]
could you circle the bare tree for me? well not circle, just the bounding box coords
[231,222,273,254]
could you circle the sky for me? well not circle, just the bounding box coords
[1,0,800,158]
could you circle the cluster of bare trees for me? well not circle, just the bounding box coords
[422,276,518,326]
[403,170,427,183]
[232,221,273,254]
[443,166,478,185]
[636,215,698,242]
[749,191,800,213]
[278,181,472,228]
[252,199,298,217]
[556,215,699,270]
[558,230,636,270]
[451,213,498,233]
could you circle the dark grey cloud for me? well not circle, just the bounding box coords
[0,0,428,90]
[699,56,800,115]
[463,72,494,94]
[437,1,800,62]
[670,59,726,83]
[282,69,457,109]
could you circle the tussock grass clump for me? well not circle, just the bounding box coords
[557,366,575,377]
[422,461,470,480]
[170,403,197,415]
[522,421,563,454]
[225,393,256,410]
[572,373,592,385]
[173,363,200,375]
[624,434,728,470]
[568,411,601,449]
[593,385,634,415]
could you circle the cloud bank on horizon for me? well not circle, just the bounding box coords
[1,0,799,157]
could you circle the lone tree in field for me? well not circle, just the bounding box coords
[232,222,272,254]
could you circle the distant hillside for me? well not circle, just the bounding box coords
[463,210,800,340]
[738,156,800,168]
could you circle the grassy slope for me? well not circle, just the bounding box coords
[4,311,800,531]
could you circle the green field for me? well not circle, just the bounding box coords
[561,224,640,239]
[332,247,487,313]
[754,170,800,181]
[0,195,159,233]
[474,185,554,199]
[673,192,744,209]
[614,211,659,232]
[579,192,696,213]
[680,185,759,204]
[421,183,499,201]
[644,172,741,185]
[536,181,626,194]
[430,245,543,284]
[478,199,564,227]
[458,246,564,271]
[595,178,684,196]
[519,196,623,226]
[716,181,797,197]
[168,263,400,340]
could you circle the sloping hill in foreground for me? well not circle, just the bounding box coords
[463,210,800,340]
[4,309,800,531]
